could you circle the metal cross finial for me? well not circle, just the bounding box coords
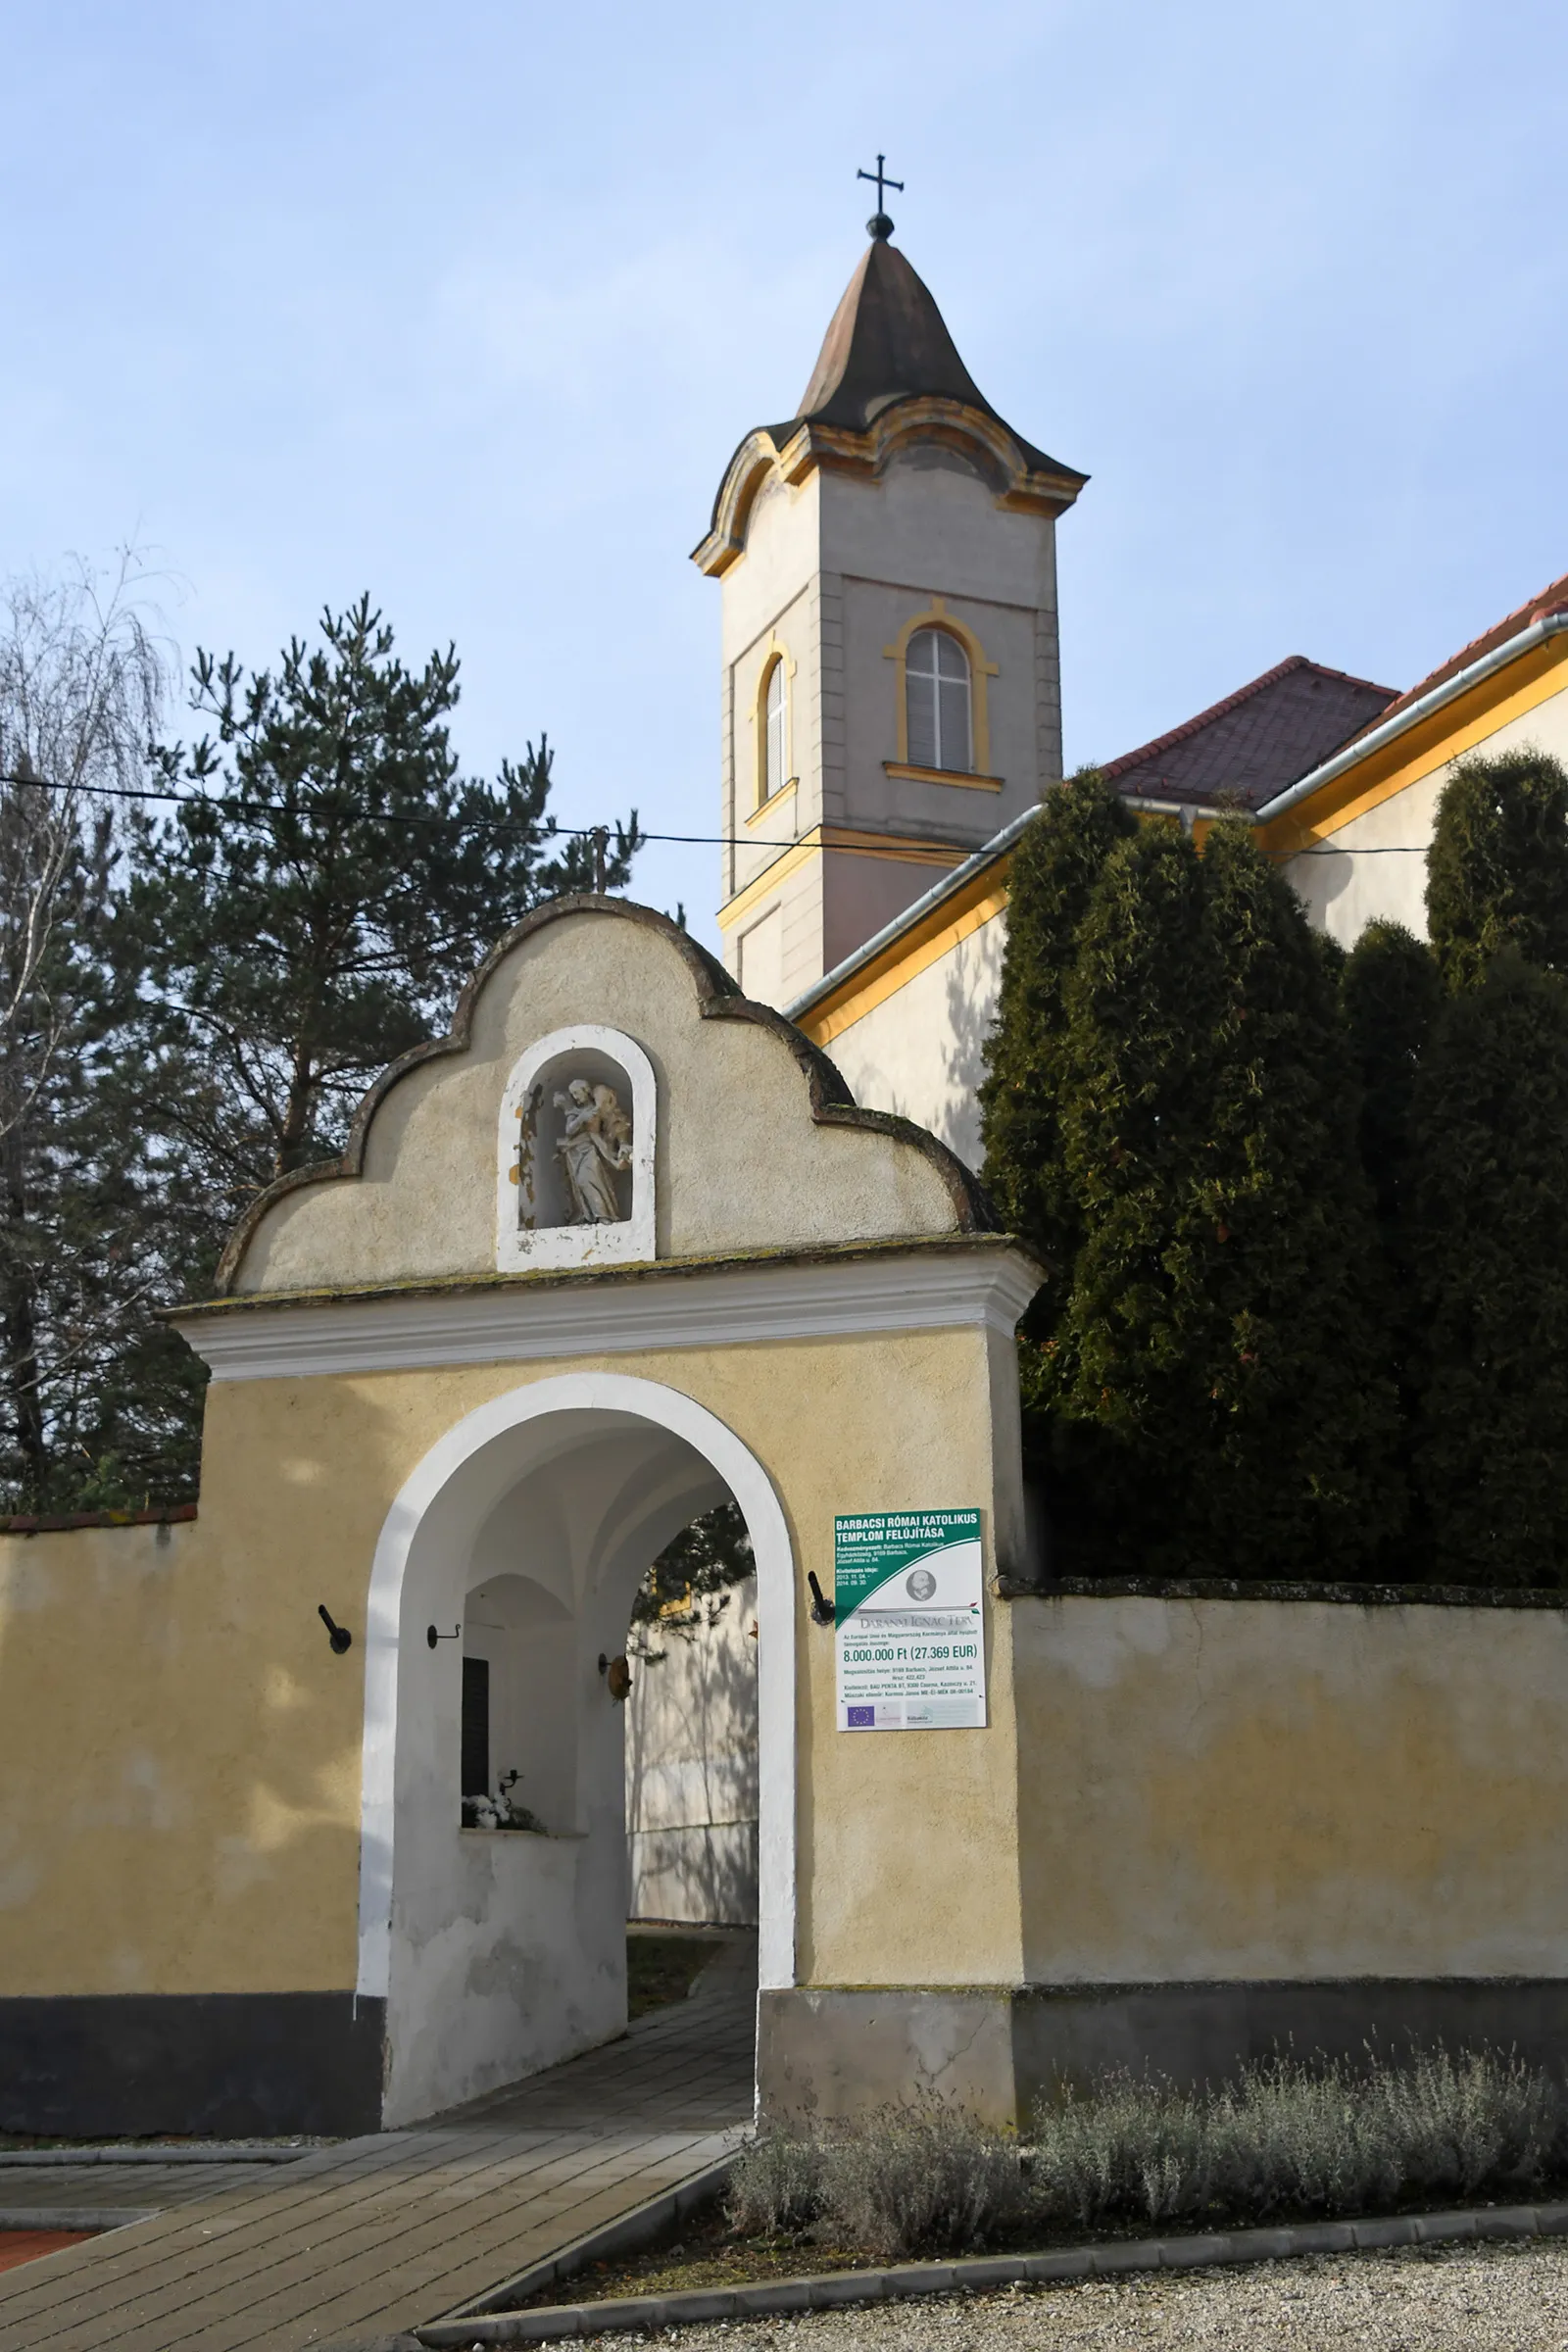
[857,153,904,241]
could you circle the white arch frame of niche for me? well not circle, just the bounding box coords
[496,1023,657,1271]
[354,1371,797,2022]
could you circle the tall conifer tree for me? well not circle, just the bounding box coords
[1342,920,1442,1242]
[978,772,1138,1501]
[1039,822,1398,1577]
[979,770,1136,1321]
[1409,747,1568,1581]
[1410,951,1568,1584]
[1341,920,1442,1564]
[1426,748,1568,991]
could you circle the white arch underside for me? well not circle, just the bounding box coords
[355,1370,797,2008]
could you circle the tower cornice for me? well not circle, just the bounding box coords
[692,400,1086,577]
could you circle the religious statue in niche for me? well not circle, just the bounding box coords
[554,1078,633,1224]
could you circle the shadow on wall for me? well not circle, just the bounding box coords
[939,945,1000,1172]
[625,1575,760,1927]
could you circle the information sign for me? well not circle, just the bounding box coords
[834,1509,986,1732]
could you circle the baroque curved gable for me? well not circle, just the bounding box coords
[216,898,995,1298]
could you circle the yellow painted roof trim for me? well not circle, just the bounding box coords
[797,859,1013,1048]
[1257,627,1568,857]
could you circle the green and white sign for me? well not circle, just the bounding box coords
[834,1509,986,1732]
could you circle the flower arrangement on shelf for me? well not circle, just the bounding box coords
[461,1770,548,1834]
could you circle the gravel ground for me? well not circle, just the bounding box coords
[559,2241,1568,2349]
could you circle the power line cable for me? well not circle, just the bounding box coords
[0,770,1435,860]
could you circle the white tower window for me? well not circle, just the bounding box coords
[906,629,973,773]
[760,658,788,802]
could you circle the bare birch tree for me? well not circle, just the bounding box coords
[0,556,171,1497]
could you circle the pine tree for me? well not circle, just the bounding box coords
[1426,748,1568,992]
[124,597,641,1265]
[1034,822,1216,1564]
[1410,951,1568,1585]
[1042,821,1399,1578]
[979,770,1138,1311]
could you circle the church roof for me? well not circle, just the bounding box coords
[694,233,1084,572]
[771,237,1080,481]
[1101,656,1399,812]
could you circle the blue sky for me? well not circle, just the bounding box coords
[3,0,1565,945]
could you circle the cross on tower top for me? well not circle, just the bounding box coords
[857,153,904,241]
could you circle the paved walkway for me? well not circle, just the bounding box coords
[0,1941,754,2352]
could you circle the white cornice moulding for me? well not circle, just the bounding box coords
[175,1249,1039,1383]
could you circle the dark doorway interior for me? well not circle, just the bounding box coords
[461,1656,490,1797]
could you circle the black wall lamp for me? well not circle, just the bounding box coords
[807,1572,835,1627]
[427,1624,461,1650]
[318,1605,353,1655]
[598,1651,632,1701]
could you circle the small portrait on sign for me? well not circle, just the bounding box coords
[906,1568,937,1601]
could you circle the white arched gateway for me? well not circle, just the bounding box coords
[357,1372,796,2123]
[153,898,1039,2131]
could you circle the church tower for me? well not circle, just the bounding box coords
[693,205,1085,1006]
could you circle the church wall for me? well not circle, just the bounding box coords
[820,457,1055,616]
[712,441,1062,999]
[1282,767,1445,944]
[819,845,967,982]
[803,907,1008,1173]
[820,461,1058,847]
[777,854,827,1006]
[840,575,1037,816]
[727,584,811,893]
[712,468,825,992]
[1281,669,1568,947]
[717,469,823,692]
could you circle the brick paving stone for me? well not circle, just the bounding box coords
[0,1939,755,2352]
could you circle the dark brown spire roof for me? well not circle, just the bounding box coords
[769,237,1082,482]
[795,239,993,427]
[694,236,1085,574]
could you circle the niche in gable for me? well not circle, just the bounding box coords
[496,1023,656,1271]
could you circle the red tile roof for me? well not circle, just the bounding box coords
[1102,656,1398,811]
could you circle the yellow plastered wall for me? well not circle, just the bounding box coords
[1014,1594,1568,1982]
[0,1323,1027,2000]
[0,1513,360,1997]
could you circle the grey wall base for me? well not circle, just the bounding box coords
[758,1980,1568,2125]
[0,1991,387,2137]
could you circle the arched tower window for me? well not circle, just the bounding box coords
[760,657,788,803]
[906,629,972,773]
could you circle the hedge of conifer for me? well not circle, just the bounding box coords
[981,750,1568,1585]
